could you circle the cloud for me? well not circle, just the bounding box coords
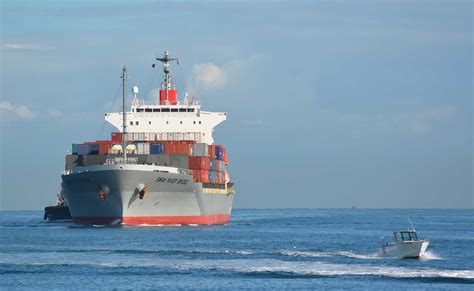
[47,108,63,117]
[0,100,36,120]
[0,100,14,111]
[192,63,227,90]
[0,43,56,50]
[187,55,264,95]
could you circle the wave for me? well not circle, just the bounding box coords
[2,259,472,282]
[280,250,380,260]
[419,251,442,260]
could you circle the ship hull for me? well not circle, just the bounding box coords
[61,164,234,225]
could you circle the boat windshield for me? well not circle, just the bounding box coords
[395,231,418,241]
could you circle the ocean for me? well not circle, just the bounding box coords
[0,209,472,289]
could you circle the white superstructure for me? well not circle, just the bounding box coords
[104,51,227,145]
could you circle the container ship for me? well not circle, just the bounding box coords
[61,51,235,225]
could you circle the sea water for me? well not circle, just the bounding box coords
[0,209,473,289]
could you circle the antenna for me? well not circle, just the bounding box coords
[121,66,128,162]
[408,219,415,231]
[151,50,180,104]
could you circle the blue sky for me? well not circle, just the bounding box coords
[0,0,472,210]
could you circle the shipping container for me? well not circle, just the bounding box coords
[192,169,210,183]
[111,132,122,142]
[208,145,217,159]
[164,142,192,155]
[150,143,164,155]
[146,154,170,166]
[136,142,150,155]
[215,146,223,160]
[169,154,189,169]
[208,170,217,184]
[221,172,226,184]
[192,143,209,157]
[188,156,211,170]
[75,143,99,155]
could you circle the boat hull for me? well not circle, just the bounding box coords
[379,240,430,258]
[61,164,234,226]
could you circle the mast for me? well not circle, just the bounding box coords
[121,66,127,161]
[153,51,179,105]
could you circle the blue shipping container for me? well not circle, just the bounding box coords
[208,170,216,183]
[72,144,79,155]
[216,147,223,160]
[150,143,164,155]
[76,144,99,155]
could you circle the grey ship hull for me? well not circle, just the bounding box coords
[61,164,234,225]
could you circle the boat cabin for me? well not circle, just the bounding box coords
[393,230,418,242]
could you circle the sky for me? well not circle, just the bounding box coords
[0,0,472,210]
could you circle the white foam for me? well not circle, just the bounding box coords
[281,250,379,260]
[419,250,442,260]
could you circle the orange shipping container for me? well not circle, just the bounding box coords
[192,170,210,183]
[208,145,217,159]
[111,132,122,142]
[189,156,210,170]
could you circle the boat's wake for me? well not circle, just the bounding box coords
[280,250,380,260]
[419,250,442,260]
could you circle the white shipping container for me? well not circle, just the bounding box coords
[192,143,208,157]
[136,142,150,155]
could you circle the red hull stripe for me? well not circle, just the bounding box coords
[72,214,230,225]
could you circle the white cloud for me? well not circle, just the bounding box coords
[0,100,36,120]
[0,100,14,110]
[15,106,36,119]
[0,43,56,50]
[187,55,264,95]
[47,108,63,117]
[192,63,227,90]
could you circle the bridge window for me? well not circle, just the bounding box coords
[153,108,160,112]
[179,108,186,112]
[171,108,178,112]
[187,108,195,112]
[162,108,170,112]
[145,108,152,112]
[137,108,144,112]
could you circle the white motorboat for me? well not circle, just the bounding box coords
[379,229,429,258]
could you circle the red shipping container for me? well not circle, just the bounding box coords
[98,143,110,155]
[111,132,122,142]
[164,143,176,154]
[192,170,209,183]
[221,172,226,184]
[208,145,217,159]
[189,157,210,170]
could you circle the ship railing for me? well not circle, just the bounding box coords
[104,157,139,165]
[178,168,194,176]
